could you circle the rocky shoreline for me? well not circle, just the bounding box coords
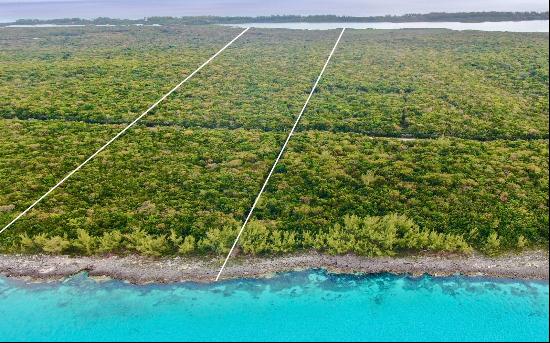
[0,251,548,284]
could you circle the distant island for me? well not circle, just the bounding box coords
[3,11,549,26]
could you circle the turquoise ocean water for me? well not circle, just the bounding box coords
[0,270,548,342]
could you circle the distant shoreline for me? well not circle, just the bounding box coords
[2,20,548,33]
[1,11,548,27]
[1,251,547,284]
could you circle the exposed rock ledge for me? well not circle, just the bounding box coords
[0,250,547,284]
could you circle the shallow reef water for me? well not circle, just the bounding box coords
[0,270,548,341]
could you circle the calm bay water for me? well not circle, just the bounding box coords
[3,20,548,33]
[0,270,548,341]
[227,20,550,32]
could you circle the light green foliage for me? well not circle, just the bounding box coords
[18,233,37,254]
[30,233,48,252]
[240,221,270,255]
[41,235,71,255]
[178,236,196,255]
[517,235,528,250]
[198,226,237,255]
[301,231,319,250]
[239,221,298,255]
[317,214,472,257]
[125,229,169,257]
[169,229,183,247]
[270,230,297,254]
[138,235,169,257]
[97,230,124,254]
[72,229,97,256]
[484,232,502,256]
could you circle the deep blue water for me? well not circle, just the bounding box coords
[0,270,548,342]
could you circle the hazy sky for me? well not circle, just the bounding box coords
[0,0,548,22]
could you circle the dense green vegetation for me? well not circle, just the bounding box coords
[8,213,472,257]
[253,132,548,252]
[304,30,549,140]
[0,26,243,123]
[0,27,334,129]
[0,119,283,248]
[5,11,549,26]
[0,25,547,258]
[150,29,334,130]
[0,131,546,256]
[3,28,547,140]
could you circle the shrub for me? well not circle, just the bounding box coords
[72,229,97,256]
[178,235,196,255]
[169,229,183,246]
[32,233,49,251]
[321,214,472,256]
[198,226,237,255]
[19,233,38,254]
[125,229,168,257]
[240,221,270,255]
[240,222,298,255]
[517,235,528,250]
[97,230,124,254]
[322,223,354,255]
[41,235,71,254]
[301,231,316,249]
[139,235,169,257]
[270,230,297,254]
[484,232,501,256]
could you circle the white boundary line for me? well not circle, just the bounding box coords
[215,27,346,281]
[0,27,250,235]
